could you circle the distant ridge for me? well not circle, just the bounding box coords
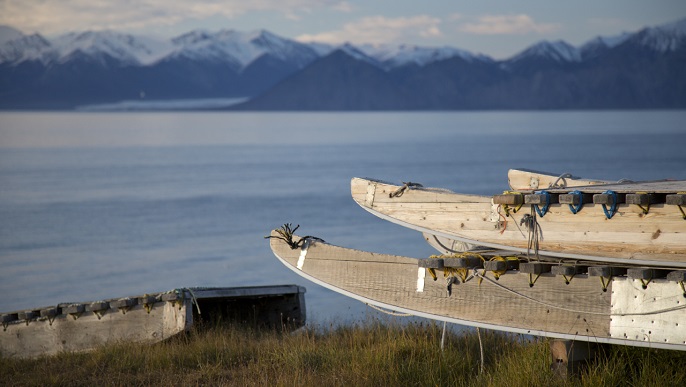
[1,18,685,110]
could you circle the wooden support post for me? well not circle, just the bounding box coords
[443,257,483,268]
[559,193,593,205]
[492,194,524,205]
[592,193,626,205]
[524,193,559,204]
[666,194,686,206]
[550,340,606,378]
[483,259,519,272]
[626,267,670,280]
[418,258,444,269]
[626,193,665,205]
[588,266,627,278]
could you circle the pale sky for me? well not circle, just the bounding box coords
[1,0,685,59]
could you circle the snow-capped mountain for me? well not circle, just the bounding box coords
[1,17,685,110]
[508,40,581,64]
[167,29,322,70]
[628,18,686,52]
[358,43,490,68]
[51,30,172,65]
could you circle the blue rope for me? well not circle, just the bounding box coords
[568,190,583,214]
[534,190,551,217]
[601,190,618,219]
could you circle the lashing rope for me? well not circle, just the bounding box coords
[634,191,651,215]
[567,190,584,214]
[601,190,618,219]
[501,190,523,217]
[389,181,423,198]
[533,190,551,217]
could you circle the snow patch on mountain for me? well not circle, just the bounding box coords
[52,30,172,65]
[359,44,486,68]
[0,33,52,64]
[633,17,686,52]
[510,40,581,63]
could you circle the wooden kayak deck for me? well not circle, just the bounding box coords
[269,231,686,351]
[351,177,686,268]
[1,285,306,358]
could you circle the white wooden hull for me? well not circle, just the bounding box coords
[269,232,686,351]
[351,177,686,268]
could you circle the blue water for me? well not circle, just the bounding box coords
[1,111,685,321]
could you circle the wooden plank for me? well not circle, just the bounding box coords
[666,194,686,206]
[18,311,36,320]
[493,194,524,205]
[525,193,559,205]
[418,258,444,269]
[270,232,686,351]
[63,304,85,315]
[86,302,109,312]
[626,193,664,205]
[520,262,554,274]
[592,193,626,205]
[626,268,670,281]
[39,308,59,318]
[588,266,627,278]
[443,257,484,268]
[110,298,137,310]
[558,193,594,205]
[551,265,588,277]
[483,259,519,272]
[507,169,610,191]
[666,271,686,282]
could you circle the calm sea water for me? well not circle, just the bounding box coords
[1,111,685,321]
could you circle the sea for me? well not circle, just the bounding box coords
[1,110,685,323]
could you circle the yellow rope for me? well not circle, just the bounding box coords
[489,255,519,280]
[634,191,651,214]
[501,190,523,217]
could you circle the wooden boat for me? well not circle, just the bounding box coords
[507,168,611,191]
[1,285,306,358]
[269,230,686,351]
[351,177,686,268]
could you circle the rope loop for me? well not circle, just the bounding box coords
[549,172,573,189]
[533,190,551,217]
[389,181,423,198]
[568,190,584,214]
[601,190,618,219]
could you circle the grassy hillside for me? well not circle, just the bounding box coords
[2,320,685,386]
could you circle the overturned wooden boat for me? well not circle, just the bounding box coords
[352,177,686,268]
[269,230,686,351]
[1,285,306,358]
[507,168,612,191]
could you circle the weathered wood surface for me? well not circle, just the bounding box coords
[352,177,686,268]
[1,286,306,358]
[507,169,611,191]
[1,300,191,358]
[270,232,686,350]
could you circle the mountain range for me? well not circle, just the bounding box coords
[0,18,684,110]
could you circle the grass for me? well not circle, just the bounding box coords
[2,319,686,386]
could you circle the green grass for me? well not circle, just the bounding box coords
[2,320,685,386]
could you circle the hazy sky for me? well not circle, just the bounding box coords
[1,0,685,58]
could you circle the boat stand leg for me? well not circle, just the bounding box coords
[550,340,606,378]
